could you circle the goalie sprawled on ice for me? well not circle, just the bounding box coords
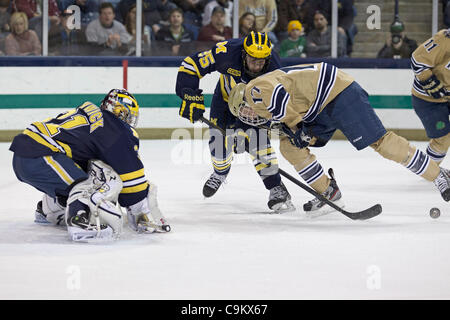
[9,89,170,242]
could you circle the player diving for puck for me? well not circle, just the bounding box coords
[228,63,450,218]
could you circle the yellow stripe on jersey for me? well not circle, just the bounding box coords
[32,121,49,135]
[179,66,197,76]
[23,129,60,153]
[56,140,72,158]
[119,168,145,182]
[121,182,149,194]
[44,155,74,185]
[220,75,228,102]
[182,57,203,79]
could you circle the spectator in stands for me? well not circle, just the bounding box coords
[305,10,347,58]
[314,0,357,56]
[377,20,417,59]
[48,8,87,56]
[239,11,256,38]
[5,11,41,55]
[125,3,152,55]
[202,0,232,28]
[58,0,99,27]
[172,0,205,28]
[117,0,176,37]
[13,0,61,40]
[0,0,11,33]
[279,20,306,58]
[275,0,315,41]
[239,0,278,44]
[86,2,131,55]
[153,7,195,56]
[197,5,231,49]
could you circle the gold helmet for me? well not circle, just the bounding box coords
[101,89,139,128]
[228,83,268,126]
[228,83,247,118]
[243,31,272,59]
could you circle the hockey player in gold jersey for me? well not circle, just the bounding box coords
[228,63,450,216]
[411,28,450,164]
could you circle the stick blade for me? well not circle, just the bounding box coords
[347,204,382,220]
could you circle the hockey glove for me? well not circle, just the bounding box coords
[419,75,448,99]
[179,88,205,123]
[280,122,312,149]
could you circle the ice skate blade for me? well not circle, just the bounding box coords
[304,199,345,219]
[34,211,50,224]
[271,201,296,214]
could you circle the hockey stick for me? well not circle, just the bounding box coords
[200,116,382,220]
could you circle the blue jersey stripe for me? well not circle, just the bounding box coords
[303,63,337,123]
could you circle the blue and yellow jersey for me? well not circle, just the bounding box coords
[175,37,281,102]
[9,101,148,207]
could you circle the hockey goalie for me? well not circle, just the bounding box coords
[9,89,170,242]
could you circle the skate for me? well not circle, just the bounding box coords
[203,172,227,198]
[303,169,344,218]
[34,201,50,224]
[67,211,114,242]
[433,168,450,201]
[268,182,296,213]
[34,194,66,225]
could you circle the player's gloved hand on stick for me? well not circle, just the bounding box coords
[179,88,205,123]
[280,122,312,148]
[419,75,448,99]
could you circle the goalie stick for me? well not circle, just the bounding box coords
[200,116,382,221]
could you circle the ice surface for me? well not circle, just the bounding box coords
[1,139,449,299]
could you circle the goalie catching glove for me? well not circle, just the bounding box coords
[179,88,205,123]
[126,182,171,233]
[419,74,448,99]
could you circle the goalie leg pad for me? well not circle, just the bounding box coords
[65,160,124,241]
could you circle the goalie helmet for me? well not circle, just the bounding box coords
[242,31,272,79]
[101,89,139,128]
[228,83,268,126]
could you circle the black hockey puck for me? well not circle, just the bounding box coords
[430,207,440,219]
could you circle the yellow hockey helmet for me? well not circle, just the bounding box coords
[101,88,139,128]
[243,31,272,59]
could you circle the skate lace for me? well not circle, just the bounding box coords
[270,185,287,200]
[435,170,450,193]
[205,174,226,190]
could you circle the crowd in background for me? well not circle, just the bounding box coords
[0,0,448,58]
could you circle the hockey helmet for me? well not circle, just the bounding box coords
[101,88,139,128]
[242,31,272,79]
[243,31,272,59]
[228,83,268,126]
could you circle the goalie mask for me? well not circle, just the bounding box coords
[101,89,139,128]
[228,83,268,126]
[242,31,272,79]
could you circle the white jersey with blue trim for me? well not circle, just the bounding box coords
[244,63,355,128]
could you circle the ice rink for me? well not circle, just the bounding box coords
[1,137,449,300]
